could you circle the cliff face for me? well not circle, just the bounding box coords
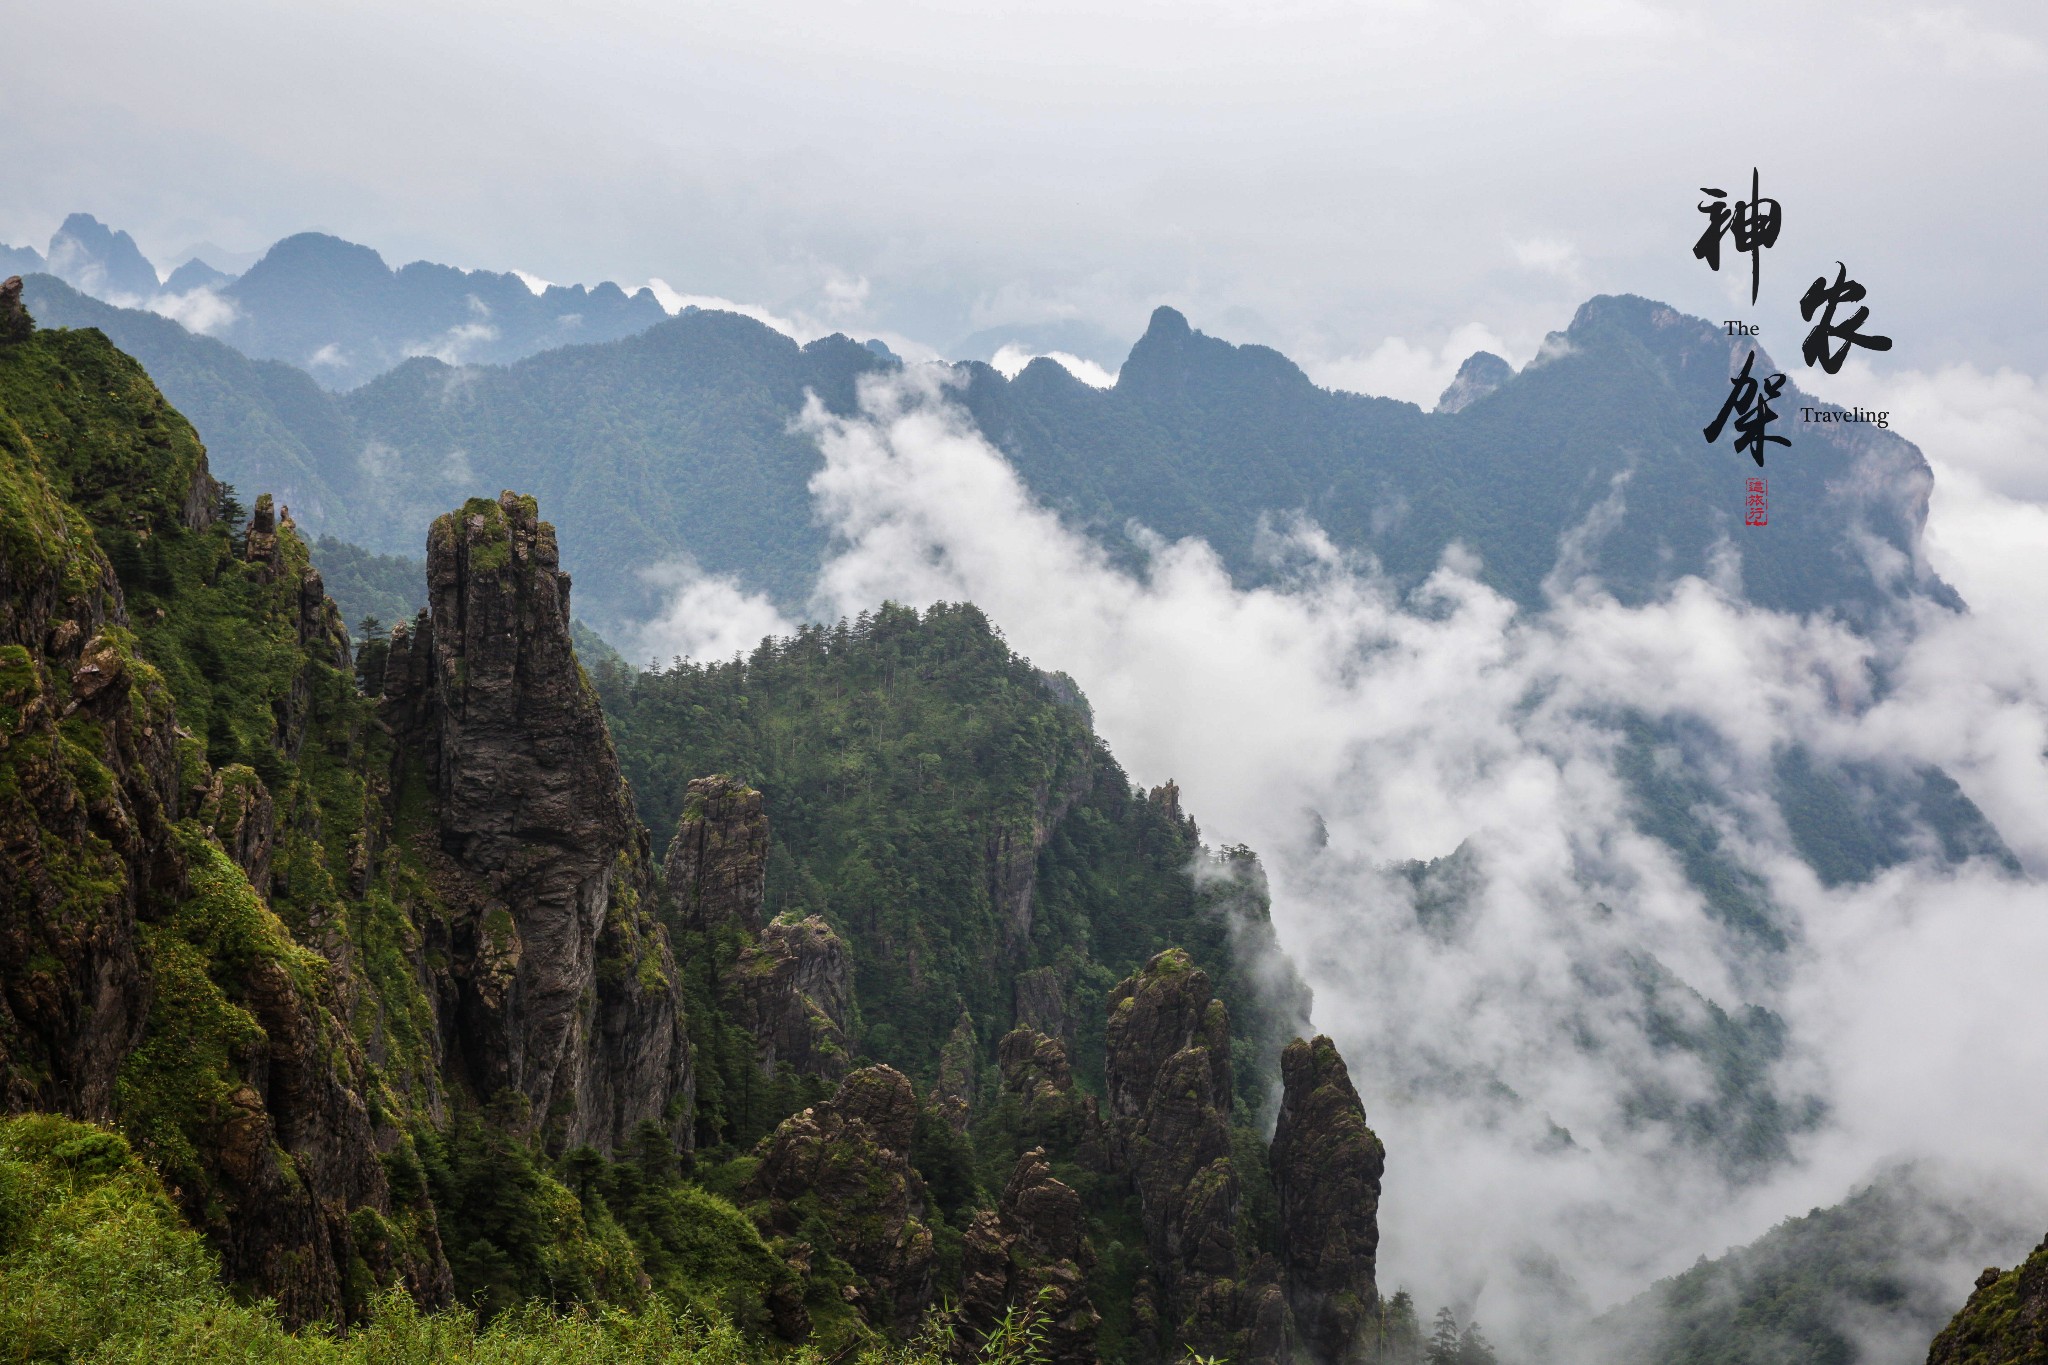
[1271,1036,1386,1365]
[662,778,853,1095]
[381,491,689,1152]
[0,444,156,1124]
[996,1027,1109,1166]
[6,291,1384,1353]
[1927,1237,2048,1365]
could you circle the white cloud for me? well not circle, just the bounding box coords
[657,365,2048,1355]
[989,343,1119,388]
[403,319,499,366]
[145,285,239,335]
[1511,235,1585,282]
[512,268,554,295]
[1309,322,1518,406]
[626,558,796,668]
[641,277,817,340]
[821,271,871,317]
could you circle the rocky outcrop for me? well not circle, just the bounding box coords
[1927,1236,2048,1365]
[736,915,853,1081]
[747,1065,937,1336]
[1014,965,1071,1044]
[0,275,32,343]
[933,1010,977,1133]
[201,764,276,898]
[0,528,160,1125]
[661,782,853,1085]
[381,491,689,1152]
[666,774,769,934]
[1434,351,1514,415]
[1271,1036,1385,1365]
[957,1148,1100,1365]
[1105,949,1285,1363]
[998,1027,1108,1167]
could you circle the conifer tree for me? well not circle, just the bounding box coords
[1458,1319,1500,1365]
[1426,1306,1462,1365]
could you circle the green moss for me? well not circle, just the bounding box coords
[116,828,335,1197]
[1926,1247,2048,1365]
[0,644,39,734]
[448,496,514,574]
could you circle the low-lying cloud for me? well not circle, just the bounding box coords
[989,342,1120,388]
[634,362,2048,1358]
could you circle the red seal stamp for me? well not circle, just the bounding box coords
[1744,476,1768,527]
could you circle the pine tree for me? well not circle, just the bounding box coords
[215,483,246,543]
[1371,1289,1425,1364]
[1426,1306,1463,1365]
[1457,1320,1500,1365]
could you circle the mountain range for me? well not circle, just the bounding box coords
[19,267,1954,641]
[0,212,2034,1365]
[6,213,671,389]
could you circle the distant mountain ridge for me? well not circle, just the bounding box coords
[18,272,1957,640]
[222,231,669,388]
[4,213,672,389]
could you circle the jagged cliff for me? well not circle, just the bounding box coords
[959,1147,1101,1364]
[747,1065,937,1336]
[1106,948,1287,1363]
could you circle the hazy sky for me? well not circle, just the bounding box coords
[7,0,2045,396]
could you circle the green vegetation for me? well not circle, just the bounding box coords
[1591,1172,2020,1365]
[594,601,1308,1111]
[1926,1239,2048,1365]
[0,313,1328,1362]
[310,535,426,630]
[0,1113,1037,1365]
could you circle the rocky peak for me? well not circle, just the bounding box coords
[382,490,688,1151]
[933,1010,977,1133]
[1434,351,1514,414]
[1104,949,1275,1362]
[666,774,769,933]
[736,914,853,1081]
[1927,1234,2048,1365]
[1105,947,1232,1128]
[957,1147,1100,1364]
[747,1065,936,1335]
[1116,305,1315,406]
[997,1027,1108,1169]
[46,213,161,302]
[1,276,32,343]
[1271,1035,1385,1365]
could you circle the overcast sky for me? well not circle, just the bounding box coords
[5,0,2045,396]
